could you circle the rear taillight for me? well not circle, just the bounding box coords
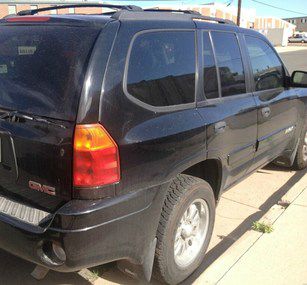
[6,16,51,22]
[73,124,120,188]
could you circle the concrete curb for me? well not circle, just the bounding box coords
[193,175,307,285]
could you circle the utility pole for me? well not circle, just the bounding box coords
[237,0,242,26]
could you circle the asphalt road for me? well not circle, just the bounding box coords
[279,48,307,73]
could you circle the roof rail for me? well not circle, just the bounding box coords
[193,15,236,25]
[144,8,236,25]
[144,8,202,15]
[17,4,143,16]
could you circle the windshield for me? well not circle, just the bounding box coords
[0,25,99,121]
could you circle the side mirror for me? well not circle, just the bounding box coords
[291,70,307,87]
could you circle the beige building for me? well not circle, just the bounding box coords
[0,1,296,36]
[157,2,296,35]
[0,2,104,18]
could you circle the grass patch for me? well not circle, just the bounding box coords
[278,199,291,208]
[252,221,274,233]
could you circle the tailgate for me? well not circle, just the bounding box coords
[0,118,74,212]
[0,23,100,212]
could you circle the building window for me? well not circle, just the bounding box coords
[302,18,307,23]
[68,7,75,14]
[8,5,16,15]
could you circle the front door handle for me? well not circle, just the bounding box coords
[261,107,271,118]
[215,121,227,133]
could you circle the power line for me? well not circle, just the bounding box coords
[251,0,307,16]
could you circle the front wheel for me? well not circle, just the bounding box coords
[153,175,215,284]
[293,127,307,170]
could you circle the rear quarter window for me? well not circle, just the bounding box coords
[0,25,99,121]
[126,30,196,108]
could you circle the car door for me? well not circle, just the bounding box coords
[244,35,300,172]
[197,30,258,189]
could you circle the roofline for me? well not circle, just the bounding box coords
[283,16,307,20]
[0,0,103,3]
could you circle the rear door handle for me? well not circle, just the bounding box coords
[215,121,227,133]
[261,107,271,118]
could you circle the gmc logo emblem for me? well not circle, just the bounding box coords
[29,181,56,196]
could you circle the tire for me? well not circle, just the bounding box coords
[293,126,307,170]
[153,174,215,285]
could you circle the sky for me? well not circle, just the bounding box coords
[108,0,307,18]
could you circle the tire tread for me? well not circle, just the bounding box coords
[153,174,209,284]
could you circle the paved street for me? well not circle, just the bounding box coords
[277,45,307,73]
[0,48,306,285]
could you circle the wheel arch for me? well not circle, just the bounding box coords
[181,159,223,202]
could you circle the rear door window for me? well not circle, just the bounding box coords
[126,31,196,107]
[0,25,99,121]
[211,32,246,97]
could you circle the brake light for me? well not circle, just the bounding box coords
[6,16,50,22]
[73,124,120,188]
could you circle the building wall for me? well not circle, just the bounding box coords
[0,2,298,36]
[0,3,103,17]
[284,17,307,32]
[184,3,294,33]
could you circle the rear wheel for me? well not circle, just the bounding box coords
[293,127,307,170]
[153,175,215,284]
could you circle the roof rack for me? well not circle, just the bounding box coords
[16,5,236,26]
[17,4,142,16]
[144,8,202,15]
[193,15,236,25]
[143,8,236,25]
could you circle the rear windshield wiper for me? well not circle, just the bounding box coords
[0,110,66,129]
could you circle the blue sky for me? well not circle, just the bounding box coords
[109,0,307,18]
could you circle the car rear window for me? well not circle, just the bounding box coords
[0,25,99,121]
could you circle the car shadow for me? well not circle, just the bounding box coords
[0,250,91,285]
[100,167,306,285]
[0,167,304,285]
[180,168,306,285]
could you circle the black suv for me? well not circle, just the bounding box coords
[0,4,306,285]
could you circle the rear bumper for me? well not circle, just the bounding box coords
[0,183,168,272]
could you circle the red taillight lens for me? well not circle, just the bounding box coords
[6,16,51,22]
[73,124,120,188]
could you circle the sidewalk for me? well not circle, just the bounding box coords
[0,166,304,285]
[193,179,307,285]
[216,188,307,285]
[91,166,306,285]
[275,45,307,53]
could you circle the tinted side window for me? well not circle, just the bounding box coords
[211,32,246,97]
[127,31,195,107]
[245,36,284,91]
[203,32,219,99]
